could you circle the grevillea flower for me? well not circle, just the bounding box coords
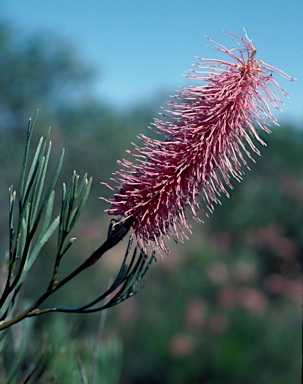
[102,30,294,254]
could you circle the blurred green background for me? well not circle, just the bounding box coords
[0,20,302,384]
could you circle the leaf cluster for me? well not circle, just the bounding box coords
[0,115,155,332]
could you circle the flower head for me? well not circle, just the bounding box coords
[102,30,294,254]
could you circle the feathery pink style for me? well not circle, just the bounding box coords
[102,30,294,254]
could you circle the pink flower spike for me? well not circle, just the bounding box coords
[102,30,295,255]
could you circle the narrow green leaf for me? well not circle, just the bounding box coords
[60,167,76,232]
[22,216,60,278]
[19,205,30,258]
[21,137,43,207]
[31,141,52,222]
[59,237,77,258]
[19,113,37,198]
[21,127,51,210]
[74,172,88,200]
[57,172,91,256]
[27,156,46,230]
[8,187,16,259]
[29,148,64,238]
[20,190,58,282]
[110,252,156,306]
[9,187,16,229]
[42,190,56,229]
[68,177,92,230]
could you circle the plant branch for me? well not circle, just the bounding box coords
[0,218,133,331]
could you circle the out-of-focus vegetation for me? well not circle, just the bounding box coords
[0,20,302,383]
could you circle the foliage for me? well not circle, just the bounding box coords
[0,115,154,331]
[0,314,122,384]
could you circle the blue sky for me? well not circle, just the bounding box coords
[1,0,302,125]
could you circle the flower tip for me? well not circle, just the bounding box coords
[100,182,115,191]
